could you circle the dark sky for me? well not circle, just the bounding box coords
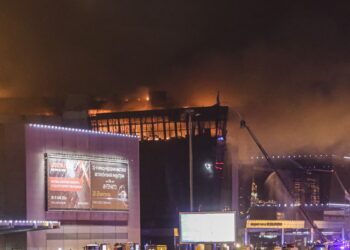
[1,1,350,157]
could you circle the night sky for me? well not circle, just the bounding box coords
[1,1,350,157]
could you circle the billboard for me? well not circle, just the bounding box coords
[46,154,128,211]
[90,161,128,210]
[180,212,235,243]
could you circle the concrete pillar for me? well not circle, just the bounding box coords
[310,228,314,243]
[281,228,285,246]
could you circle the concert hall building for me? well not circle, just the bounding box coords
[89,105,230,247]
[0,122,140,249]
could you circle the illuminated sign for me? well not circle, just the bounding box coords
[180,212,235,243]
[46,153,128,211]
[246,220,305,229]
[313,220,345,229]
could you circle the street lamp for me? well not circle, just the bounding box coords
[185,109,195,212]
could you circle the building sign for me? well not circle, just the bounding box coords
[313,220,345,229]
[324,210,345,216]
[246,220,305,229]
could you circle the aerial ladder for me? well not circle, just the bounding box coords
[333,170,350,202]
[239,119,328,242]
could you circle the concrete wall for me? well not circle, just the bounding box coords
[25,124,140,250]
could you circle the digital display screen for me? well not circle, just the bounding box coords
[180,212,235,243]
[46,154,128,211]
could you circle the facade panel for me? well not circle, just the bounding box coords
[25,124,140,249]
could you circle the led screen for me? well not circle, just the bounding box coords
[46,154,128,211]
[180,212,235,243]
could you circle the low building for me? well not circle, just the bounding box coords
[0,122,140,249]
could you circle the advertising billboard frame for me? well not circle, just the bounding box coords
[44,152,130,212]
[179,211,236,244]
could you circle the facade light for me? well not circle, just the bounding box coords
[28,123,140,139]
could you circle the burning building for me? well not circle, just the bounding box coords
[89,104,230,248]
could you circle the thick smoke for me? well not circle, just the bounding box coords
[156,44,350,160]
[1,1,350,158]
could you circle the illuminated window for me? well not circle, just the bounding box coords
[97,119,108,132]
[194,121,199,136]
[130,117,141,136]
[154,122,165,140]
[166,122,176,139]
[107,119,118,133]
[177,122,187,138]
[91,120,98,130]
[120,125,130,134]
[143,123,153,140]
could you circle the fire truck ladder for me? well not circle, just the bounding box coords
[240,119,327,242]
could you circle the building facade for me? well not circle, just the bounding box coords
[89,105,229,248]
[0,123,140,249]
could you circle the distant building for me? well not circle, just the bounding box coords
[241,154,334,212]
[293,177,320,205]
[238,154,350,222]
[89,105,230,248]
[241,154,350,244]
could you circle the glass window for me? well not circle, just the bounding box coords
[154,122,164,140]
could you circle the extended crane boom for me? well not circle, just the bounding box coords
[333,170,350,202]
[240,119,327,242]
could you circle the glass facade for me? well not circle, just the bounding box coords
[89,106,228,141]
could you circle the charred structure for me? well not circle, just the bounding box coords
[89,105,229,248]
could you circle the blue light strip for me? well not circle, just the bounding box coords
[28,123,140,139]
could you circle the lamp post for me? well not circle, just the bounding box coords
[185,109,195,212]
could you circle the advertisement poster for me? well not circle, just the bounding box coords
[91,161,128,210]
[46,154,129,211]
[47,159,91,209]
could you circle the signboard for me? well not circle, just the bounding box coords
[46,154,129,211]
[313,220,345,229]
[246,220,305,229]
[324,210,345,216]
[180,212,235,243]
[91,161,128,210]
